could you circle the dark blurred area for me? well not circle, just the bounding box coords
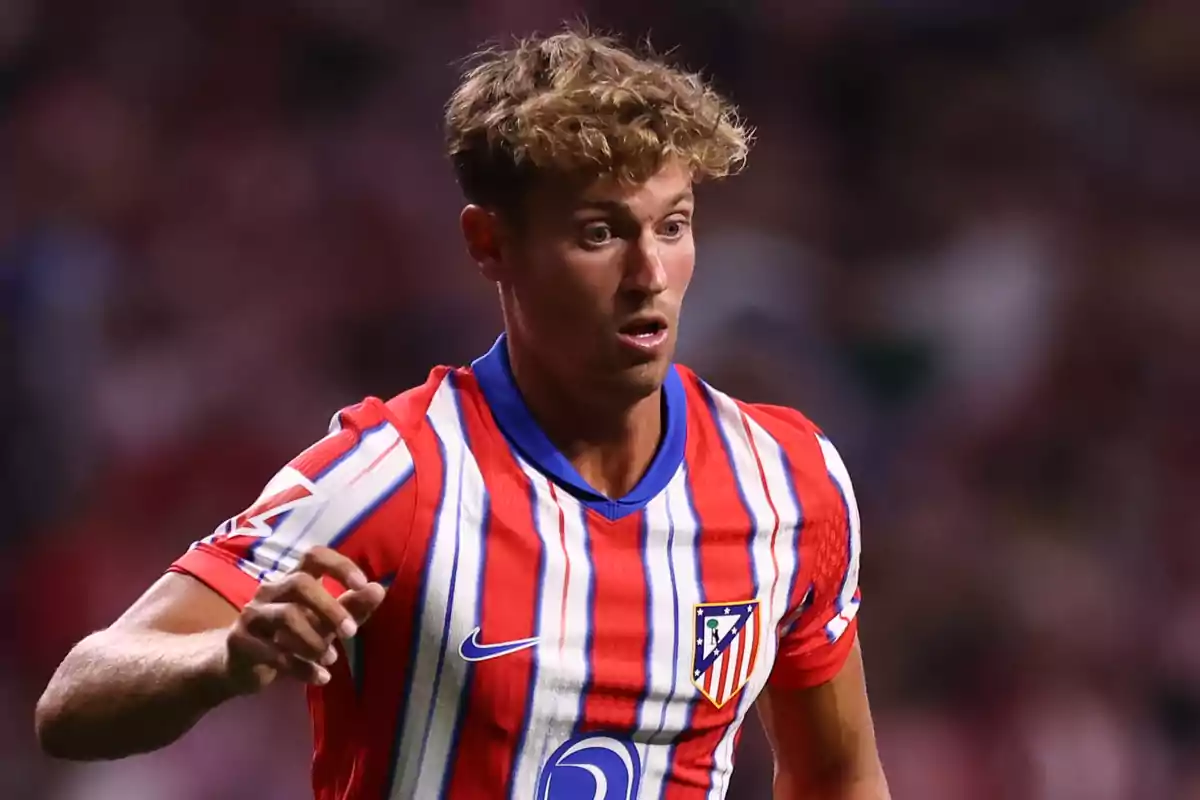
[3,0,1199,797]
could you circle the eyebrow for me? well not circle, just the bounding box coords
[574,190,695,213]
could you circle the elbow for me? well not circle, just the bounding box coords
[34,685,75,759]
[35,645,104,761]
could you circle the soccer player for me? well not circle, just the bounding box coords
[36,29,890,800]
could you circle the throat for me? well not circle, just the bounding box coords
[563,400,663,499]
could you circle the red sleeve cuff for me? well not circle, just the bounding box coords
[769,618,859,690]
[168,544,262,610]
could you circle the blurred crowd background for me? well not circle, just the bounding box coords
[3,0,1198,797]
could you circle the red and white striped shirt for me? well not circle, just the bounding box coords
[170,335,863,800]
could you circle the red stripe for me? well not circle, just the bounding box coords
[442,371,542,797]
[665,376,759,800]
[731,623,749,699]
[714,642,733,707]
[577,510,648,734]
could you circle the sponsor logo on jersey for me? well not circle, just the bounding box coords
[536,734,641,800]
[458,628,540,662]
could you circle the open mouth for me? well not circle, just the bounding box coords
[619,319,668,340]
[616,317,670,355]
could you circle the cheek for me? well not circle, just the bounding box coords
[665,241,696,297]
[517,247,608,325]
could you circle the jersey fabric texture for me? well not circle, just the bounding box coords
[169,335,863,800]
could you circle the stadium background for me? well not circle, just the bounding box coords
[3,0,1198,797]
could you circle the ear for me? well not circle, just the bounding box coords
[460,204,506,282]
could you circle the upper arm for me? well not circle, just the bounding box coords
[168,398,419,612]
[757,431,884,796]
[758,638,885,796]
[111,572,241,635]
[770,432,862,690]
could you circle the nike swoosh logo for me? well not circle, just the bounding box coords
[458,627,540,662]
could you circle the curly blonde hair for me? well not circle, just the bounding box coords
[445,28,751,213]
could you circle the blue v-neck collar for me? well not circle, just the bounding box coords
[471,334,687,520]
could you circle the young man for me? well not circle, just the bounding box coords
[36,30,889,800]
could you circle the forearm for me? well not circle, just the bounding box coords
[775,762,890,800]
[776,774,890,800]
[35,627,238,760]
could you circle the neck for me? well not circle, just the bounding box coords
[506,342,663,499]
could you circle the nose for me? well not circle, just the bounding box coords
[624,231,668,296]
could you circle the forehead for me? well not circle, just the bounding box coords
[529,161,695,219]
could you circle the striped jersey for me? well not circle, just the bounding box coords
[169,335,863,800]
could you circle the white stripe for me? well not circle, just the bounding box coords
[242,422,413,581]
[410,384,489,798]
[508,465,572,798]
[737,614,758,689]
[817,434,862,639]
[553,488,594,743]
[720,635,740,704]
[709,649,727,706]
[387,378,476,799]
[703,386,797,800]
[638,467,703,800]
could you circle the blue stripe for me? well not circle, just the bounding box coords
[384,429,449,797]
[659,464,704,799]
[441,381,489,791]
[778,449,806,636]
[646,491,679,746]
[572,500,596,736]
[638,511,657,738]
[328,463,414,550]
[506,477,547,800]
[412,438,465,781]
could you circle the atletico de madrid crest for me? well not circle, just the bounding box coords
[691,600,761,709]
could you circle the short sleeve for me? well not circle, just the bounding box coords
[770,434,862,689]
[169,398,418,609]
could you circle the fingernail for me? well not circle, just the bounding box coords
[347,571,368,591]
[322,647,338,666]
[315,666,331,685]
[340,619,358,639]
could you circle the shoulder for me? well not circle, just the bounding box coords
[377,365,457,437]
[310,365,463,482]
[675,363,823,453]
[676,364,853,509]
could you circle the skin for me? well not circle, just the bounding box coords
[36,157,889,798]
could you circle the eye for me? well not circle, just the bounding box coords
[660,217,691,239]
[579,221,614,247]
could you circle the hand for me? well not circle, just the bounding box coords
[223,547,386,693]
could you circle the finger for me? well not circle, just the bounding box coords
[238,631,333,685]
[274,623,337,665]
[229,630,292,673]
[248,603,329,660]
[294,546,368,591]
[275,572,358,640]
[279,653,332,686]
[338,583,386,627]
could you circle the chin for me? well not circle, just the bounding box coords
[612,359,671,401]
